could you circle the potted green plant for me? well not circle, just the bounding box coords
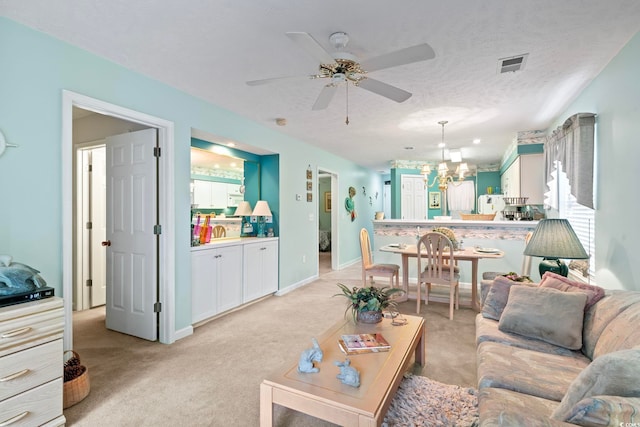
[334,283,404,323]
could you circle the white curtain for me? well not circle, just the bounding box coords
[544,113,596,209]
[447,180,475,211]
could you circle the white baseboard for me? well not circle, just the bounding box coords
[173,325,193,341]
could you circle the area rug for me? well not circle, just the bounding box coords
[382,374,479,427]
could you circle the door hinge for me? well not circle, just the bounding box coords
[154,302,162,313]
[86,279,92,287]
[154,224,162,235]
[153,146,161,157]
[88,164,93,172]
[86,221,92,229]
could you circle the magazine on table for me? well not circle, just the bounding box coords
[338,333,391,355]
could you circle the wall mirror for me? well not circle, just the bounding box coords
[190,147,245,210]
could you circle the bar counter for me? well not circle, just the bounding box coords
[372,219,541,286]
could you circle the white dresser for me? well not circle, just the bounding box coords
[0,297,65,427]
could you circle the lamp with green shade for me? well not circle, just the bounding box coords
[523,219,589,277]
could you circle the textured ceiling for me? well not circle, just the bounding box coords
[3,1,640,172]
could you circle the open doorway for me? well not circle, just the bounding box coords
[318,168,338,273]
[62,91,176,348]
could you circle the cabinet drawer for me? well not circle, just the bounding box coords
[0,378,63,427]
[0,340,62,401]
[0,303,64,357]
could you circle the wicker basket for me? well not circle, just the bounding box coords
[63,351,91,409]
[460,213,496,221]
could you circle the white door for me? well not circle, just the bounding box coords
[105,128,158,341]
[90,147,107,307]
[401,175,426,220]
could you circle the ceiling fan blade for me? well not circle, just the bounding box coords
[286,32,336,65]
[246,75,315,86]
[312,84,338,110]
[359,43,436,72]
[357,78,412,103]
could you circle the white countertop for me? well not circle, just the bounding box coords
[191,236,278,251]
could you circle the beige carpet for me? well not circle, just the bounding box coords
[64,259,478,426]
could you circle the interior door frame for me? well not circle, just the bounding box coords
[317,167,339,271]
[62,90,176,347]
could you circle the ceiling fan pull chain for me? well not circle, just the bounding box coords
[345,83,350,125]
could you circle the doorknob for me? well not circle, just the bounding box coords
[101,240,111,247]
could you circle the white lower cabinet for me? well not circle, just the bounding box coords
[191,245,243,323]
[191,238,278,324]
[243,240,279,303]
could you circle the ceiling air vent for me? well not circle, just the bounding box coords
[498,53,528,74]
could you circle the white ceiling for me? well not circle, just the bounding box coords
[3,1,640,173]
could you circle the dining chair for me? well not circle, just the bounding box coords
[359,228,400,290]
[417,231,460,320]
[211,225,226,238]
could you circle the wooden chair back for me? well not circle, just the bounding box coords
[211,225,226,238]
[359,228,373,269]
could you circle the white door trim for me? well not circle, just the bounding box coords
[62,90,176,346]
[317,167,339,271]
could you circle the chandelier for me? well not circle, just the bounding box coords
[421,120,469,191]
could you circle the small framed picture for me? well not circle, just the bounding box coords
[307,181,312,191]
[307,192,313,202]
[306,169,312,180]
[429,192,441,209]
[324,192,332,212]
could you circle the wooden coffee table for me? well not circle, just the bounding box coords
[260,314,425,426]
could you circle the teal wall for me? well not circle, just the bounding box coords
[547,31,640,290]
[0,18,384,332]
[476,171,502,197]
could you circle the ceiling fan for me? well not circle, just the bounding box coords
[246,31,436,111]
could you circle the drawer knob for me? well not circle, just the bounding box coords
[0,411,29,426]
[1,326,32,339]
[0,369,30,382]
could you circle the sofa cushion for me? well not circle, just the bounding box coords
[592,302,640,359]
[476,314,582,358]
[562,396,640,427]
[582,291,640,360]
[477,341,589,401]
[552,349,640,422]
[539,272,605,310]
[477,387,567,427]
[481,276,538,320]
[498,286,587,350]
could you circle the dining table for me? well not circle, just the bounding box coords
[379,244,504,311]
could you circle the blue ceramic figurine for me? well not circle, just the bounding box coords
[297,338,323,373]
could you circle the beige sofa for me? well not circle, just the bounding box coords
[476,273,640,426]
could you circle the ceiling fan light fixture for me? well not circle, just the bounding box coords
[329,32,349,50]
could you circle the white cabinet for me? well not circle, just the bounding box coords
[191,238,278,324]
[243,240,279,302]
[0,297,65,427]
[501,153,544,204]
[191,245,243,323]
[192,180,232,208]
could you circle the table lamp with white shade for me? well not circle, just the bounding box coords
[523,219,589,277]
[233,201,253,236]
[252,200,272,238]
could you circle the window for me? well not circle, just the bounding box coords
[549,161,596,280]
